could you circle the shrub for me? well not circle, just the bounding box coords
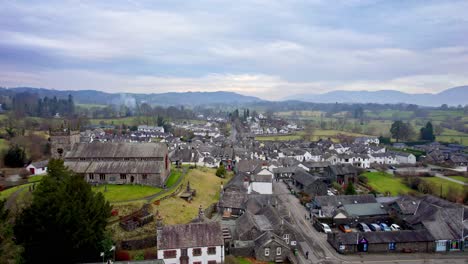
[133,252,144,261]
[215,164,226,178]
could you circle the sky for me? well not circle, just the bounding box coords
[0,0,467,100]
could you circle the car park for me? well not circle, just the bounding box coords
[357,223,371,232]
[380,223,391,231]
[369,223,381,231]
[339,224,352,233]
[390,224,401,231]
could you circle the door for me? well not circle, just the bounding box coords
[130,176,135,183]
[29,168,35,174]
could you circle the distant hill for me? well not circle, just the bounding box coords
[0,87,263,107]
[286,86,468,106]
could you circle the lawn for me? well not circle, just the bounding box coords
[156,167,232,225]
[421,177,465,197]
[93,184,162,203]
[362,172,413,196]
[448,176,468,183]
[0,183,33,200]
[165,167,183,188]
[28,175,46,183]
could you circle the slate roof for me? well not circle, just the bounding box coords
[327,164,358,175]
[343,203,388,217]
[157,222,223,249]
[254,231,289,248]
[66,142,167,158]
[315,194,377,208]
[291,168,322,186]
[65,160,165,174]
[335,230,434,245]
[29,160,49,168]
[219,190,247,209]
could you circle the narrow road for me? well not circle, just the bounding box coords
[273,181,468,264]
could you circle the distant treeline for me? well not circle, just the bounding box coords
[0,92,75,117]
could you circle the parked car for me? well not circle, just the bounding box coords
[369,223,381,231]
[320,223,332,233]
[357,223,371,232]
[389,165,397,170]
[380,223,391,231]
[339,224,352,233]
[390,224,401,231]
[327,190,335,196]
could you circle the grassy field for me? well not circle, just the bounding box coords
[165,167,183,188]
[28,175,45,183]
[0,183,33,200]
[421,177,465,197]
[93,184,162,203]
[362,172,413,196]
[156,167,232,225]
[448,176,468,183]
[256,129,369,142]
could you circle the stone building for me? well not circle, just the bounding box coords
[50,129,80,159]
[62,142,170,187]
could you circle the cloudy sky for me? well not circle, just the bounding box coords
[1,0,467,100]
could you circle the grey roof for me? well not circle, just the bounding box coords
[291,168,320,186]
[219,190,247,209]
[66,142,167,158]
[327,164,358,175]
[30,160,49,168]
[65,160,165,174]
[254,231,289,249]
[157,222,223,249]
[315,194,377,208]
[343,203,388,217]
[253,215,273,231]
[335,230,434,245]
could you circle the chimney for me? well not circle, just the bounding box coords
[156,210,164,229]
[198,205,204,220]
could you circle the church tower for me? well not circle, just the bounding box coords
[50,129,80,159]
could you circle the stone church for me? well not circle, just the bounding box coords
[50,129,171,187]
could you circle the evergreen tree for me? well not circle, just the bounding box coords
[14,159,112,263]
[420,121,435,141]
[216,164,226,178]
[0,199,23,263]
[345,181,357,195]
[4,144,27,168]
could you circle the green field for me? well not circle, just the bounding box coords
[362,172,413,196]
[421,177,465,197]
[93,184,162,203]
[165,167,183,188]
[448,176,468,183]
[0,183,33,200]
[28,175,46,183]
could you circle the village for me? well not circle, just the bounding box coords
[1,109,466,264]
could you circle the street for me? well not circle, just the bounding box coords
[273,181,467,264]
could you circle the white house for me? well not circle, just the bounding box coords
[394,152,417,164]
[369,153,397,165]
[26,160,48,175]
[354,137,380,145]
[157,222,224,264]
[138,125,165,133]
[248,168,273,194]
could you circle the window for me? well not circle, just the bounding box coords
[163,250,177,259]
[120,174,127,180]
[192,248,202,256]
[207,247,216,255]
[142,174,147,180]
[99,174,105,180]
[276,247,282,256]
[264,248,270,256]
[283,234,290,244]
[88,174,94,180]
[207,261,217,264]
[193,262,202,264]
